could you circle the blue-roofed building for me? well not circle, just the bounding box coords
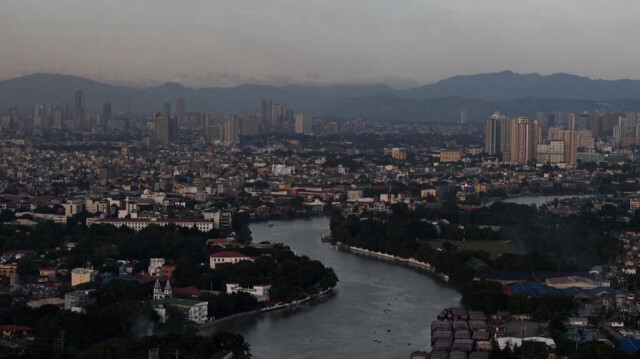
[618,338,640,354]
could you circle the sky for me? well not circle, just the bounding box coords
[1,0,639,89]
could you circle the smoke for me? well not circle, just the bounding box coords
[131,313,155,337]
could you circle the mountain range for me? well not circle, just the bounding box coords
[3,71,640,122]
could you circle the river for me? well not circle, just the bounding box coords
[201,216,461,358]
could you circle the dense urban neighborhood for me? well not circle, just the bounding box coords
[4,91,640,358]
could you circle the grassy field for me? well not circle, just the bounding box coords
[426,239,515,259]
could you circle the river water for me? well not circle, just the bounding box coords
[201,216,461,359]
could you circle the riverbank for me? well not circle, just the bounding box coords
[334,243,450,282]
[202,217,461,359]
[198,287,335,330]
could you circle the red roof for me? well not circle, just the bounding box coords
[173,286,202,297]
[0,324,34,331]
[210,251,248,258]
[211,238,237,244]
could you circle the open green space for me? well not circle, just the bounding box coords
[426,239,514,259]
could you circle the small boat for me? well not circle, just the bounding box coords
[268,223,274,227]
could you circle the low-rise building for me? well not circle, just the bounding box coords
[71,268,95,287]
[440,151,462,163]
[92,218,215,232]
[65,291,93,311]
[151,298,209,324]
[0,263,17,277]
[226,283,271,302]
[149,258,165,276]
[210,251,253,269]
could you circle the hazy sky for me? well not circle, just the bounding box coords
[2,0,639,88]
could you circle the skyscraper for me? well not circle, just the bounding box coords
[177,99,185,128]
[295,113,312,134]
[460,110,467,124]
[75,90,84,114]
[224,116,240,144]
[75,89,85,130]
[509,117,539,165]
[51,107,63,130]
[560,130,577,165]
[155,114,177,144]
[32,104,44,130]
[568,113,576,131]
[260,99,272,132]
[102,103,111,131]
[484,112,507,156]
[163,103,171,116]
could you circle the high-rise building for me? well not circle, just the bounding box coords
[75,90,84,114]
[9,107,19,130]
[32,104,44,130]
[51,108,63,130]
[560,130,578,165]
[224,116,240,144]
[568,113,576,131]
[283,109,294,132]
[578,130,595,150]
[272,103,285,131]
[295,113,312,135]
[326,121,340,135]
[460,110,467,124]
[177,99,185,128]
[509,117,539,165]
[260,99,272,132]
[163,103,171,116]
[484,112,507,156]
[102,103,111,131]
[547,113,556,128]
[242,116,260,136]
[154,114,177,144]
[75,90,85,130]
[536,141,565,164]
[547,126,563,141]
[550,111,563,128]
[205,124,223,142]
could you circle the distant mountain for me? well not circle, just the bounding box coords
[3,72,640,122]
[324,95,630,122]
[0,73,396,116]
[403,70,640,101]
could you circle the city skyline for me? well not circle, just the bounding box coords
[2,1,640,88]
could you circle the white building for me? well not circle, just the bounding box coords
[210,251,253,269]
[153,278,173,299]
[226,283,271,302]
[65,290,93,312]
[91,218,215,232]
[149,258,165,276]
[151,298,209,324]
